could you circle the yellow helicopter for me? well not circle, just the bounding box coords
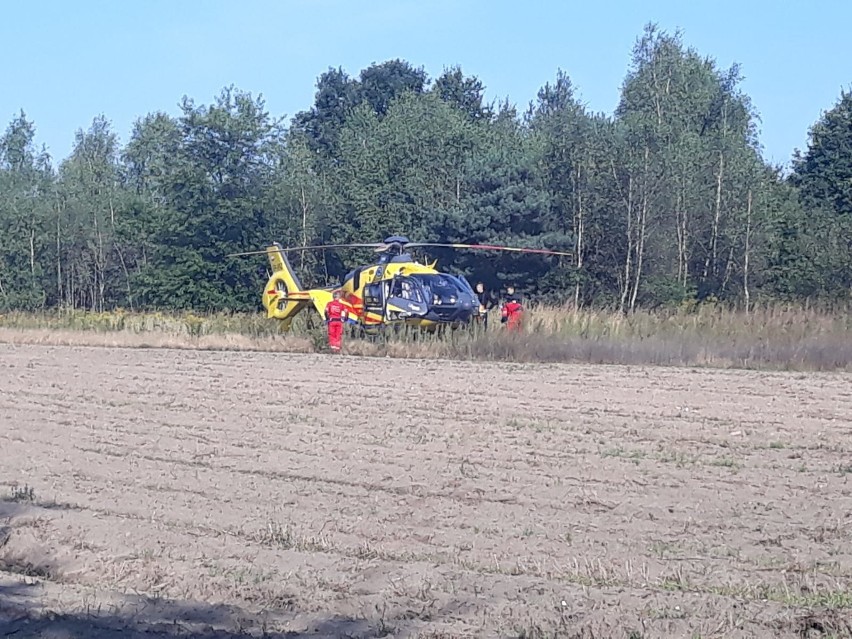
[230,235,571,333]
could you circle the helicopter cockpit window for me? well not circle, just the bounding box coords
[363,283,383,308]
[452,274,477,296]
[390,277,423,303]
[411,274,461,305]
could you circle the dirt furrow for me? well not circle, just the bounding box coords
[2,343,852,638]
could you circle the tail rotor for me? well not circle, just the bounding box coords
[260,243,310,327]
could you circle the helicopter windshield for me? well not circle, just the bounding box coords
[453,274,477,297]
[411,274,463,305]
[390,276,425,303]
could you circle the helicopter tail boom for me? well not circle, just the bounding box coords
[266,242,303,289]
[262,243,311,327]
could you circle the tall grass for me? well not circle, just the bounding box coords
[1,303,850,372]
[0,308,285,337]
[0,309,314,352]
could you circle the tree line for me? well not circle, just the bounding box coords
[1,25,850,314]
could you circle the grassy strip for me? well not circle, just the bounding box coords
[0,304,850,371]
[0,309,284,337]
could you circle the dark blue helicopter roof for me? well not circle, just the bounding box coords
[384,235,410,245]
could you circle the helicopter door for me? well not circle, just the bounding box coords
[385,276,426,321]
[362,282,385,322]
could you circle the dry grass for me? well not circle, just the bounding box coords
[0,328,312,353]
[1,302,850,371]
[341,302,852,372]
[0,309,285,337]
[0,309,313,353]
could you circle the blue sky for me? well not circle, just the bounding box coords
[2,0,849,169]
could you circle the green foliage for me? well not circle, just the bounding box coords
[612,23,769,309]
[789,89,852,299]
[56,115,131,310]
[357,59,427,116]
[0,111,54,310]
[134,87,285,311]
[0,26,849,315]
[432,65,492,121]
[446,108,558,293]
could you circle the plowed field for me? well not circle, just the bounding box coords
[2,344,852,638]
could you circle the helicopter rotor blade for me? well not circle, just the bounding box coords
[227,240,572,258]
[277,243,386,252]
[227,243,386,258]
[404,242,573,257]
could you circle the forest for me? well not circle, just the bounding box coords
[1,24,850,314]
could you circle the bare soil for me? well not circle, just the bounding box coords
[1,343,852,638]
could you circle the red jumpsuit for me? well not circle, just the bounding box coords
[324,299,348,351]
[501,300,524,332]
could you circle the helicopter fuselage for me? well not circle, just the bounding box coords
[258,241,497,333]
[337,253,479,329]
[248,232,568,334]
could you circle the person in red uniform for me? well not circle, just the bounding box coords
[324,290,348,352]
[501,292,524,332]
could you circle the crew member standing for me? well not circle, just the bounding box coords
[324,290,348,352]
[475,282,496,328]
[500,292,524,332]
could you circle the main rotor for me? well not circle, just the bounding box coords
[379,235,412,255]
[228,235,572,259]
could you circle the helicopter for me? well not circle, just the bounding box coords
[229,235,572,333]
